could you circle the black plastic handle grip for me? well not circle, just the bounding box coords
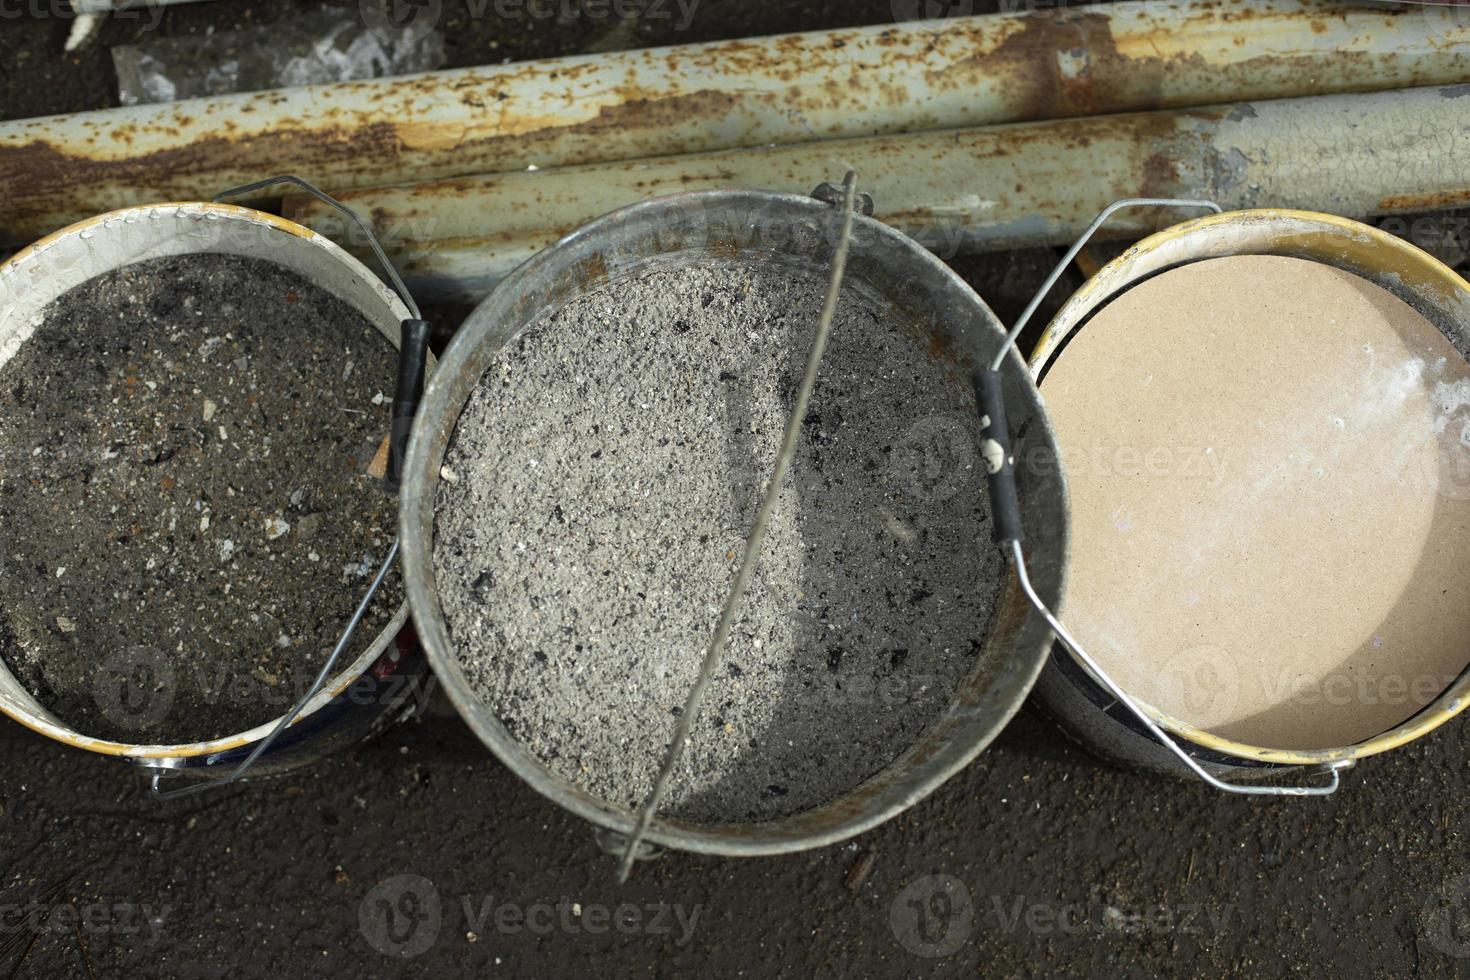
[386,318,431,493]
[974,370,1024,545]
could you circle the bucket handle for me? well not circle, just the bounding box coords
[981,197,1352,797]
[615,173,865,878]
[146,177,431,799]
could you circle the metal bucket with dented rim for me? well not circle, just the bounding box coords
[399,188,1070,857]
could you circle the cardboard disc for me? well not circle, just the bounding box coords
[1040,254,1470,750]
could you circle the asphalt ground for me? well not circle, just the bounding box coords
[2,2,1469,977]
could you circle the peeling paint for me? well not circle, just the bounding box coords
[285,84,1470,303]
[5,0,1470,244]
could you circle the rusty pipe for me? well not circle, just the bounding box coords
[5,0,1470,243]
[285,83,1470,301]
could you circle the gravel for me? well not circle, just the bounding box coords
[434,259,1002,824]
[0,253,402,744]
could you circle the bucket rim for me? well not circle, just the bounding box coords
[1030,206,1470,768]
[400,187,1066,856]
[0,201,417,760]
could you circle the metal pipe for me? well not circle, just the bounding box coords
[286,84,1470,302]
[6,0,1470,243]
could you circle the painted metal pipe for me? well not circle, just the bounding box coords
[286,83,1470,302]
[6,0,1470,243]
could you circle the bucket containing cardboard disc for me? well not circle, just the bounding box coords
[0,201,429,781]
[399,189,1068,856]
[1027,208,1470,780]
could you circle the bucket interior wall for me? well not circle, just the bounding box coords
[0,203,414,756]
[401,190,1069,856]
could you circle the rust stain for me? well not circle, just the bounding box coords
[0,87,754,244]
[575,251,608,291]
[939,11,1130,121]
[1141,151,1180,195]
[1377,189,1470,212]
[3,5,1468,244]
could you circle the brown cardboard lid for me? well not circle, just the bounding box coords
[1039,254,1470,750]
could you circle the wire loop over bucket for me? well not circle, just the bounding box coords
[979,198,1348,797]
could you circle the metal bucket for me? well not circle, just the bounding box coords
[0,202,425,780]
[1028,208,1470,780]
[400,189,1069,856]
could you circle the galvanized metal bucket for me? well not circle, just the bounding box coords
[1028,208,1470,781]
[0,201,426,781]
[399,189,1069,856]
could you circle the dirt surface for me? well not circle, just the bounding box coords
[0,254,401,743]
[435,261,999,823]
[0,697,1468,978]
[2,1,1470,979]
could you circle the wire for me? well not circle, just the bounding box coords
[615,171,862,881]
[212,175,421,321]
[1006,540,1347,796]
[987,198,1221,373]
[150,540,401,800]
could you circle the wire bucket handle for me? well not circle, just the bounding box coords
[977,197,1351,798]
[147,176,432,800]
